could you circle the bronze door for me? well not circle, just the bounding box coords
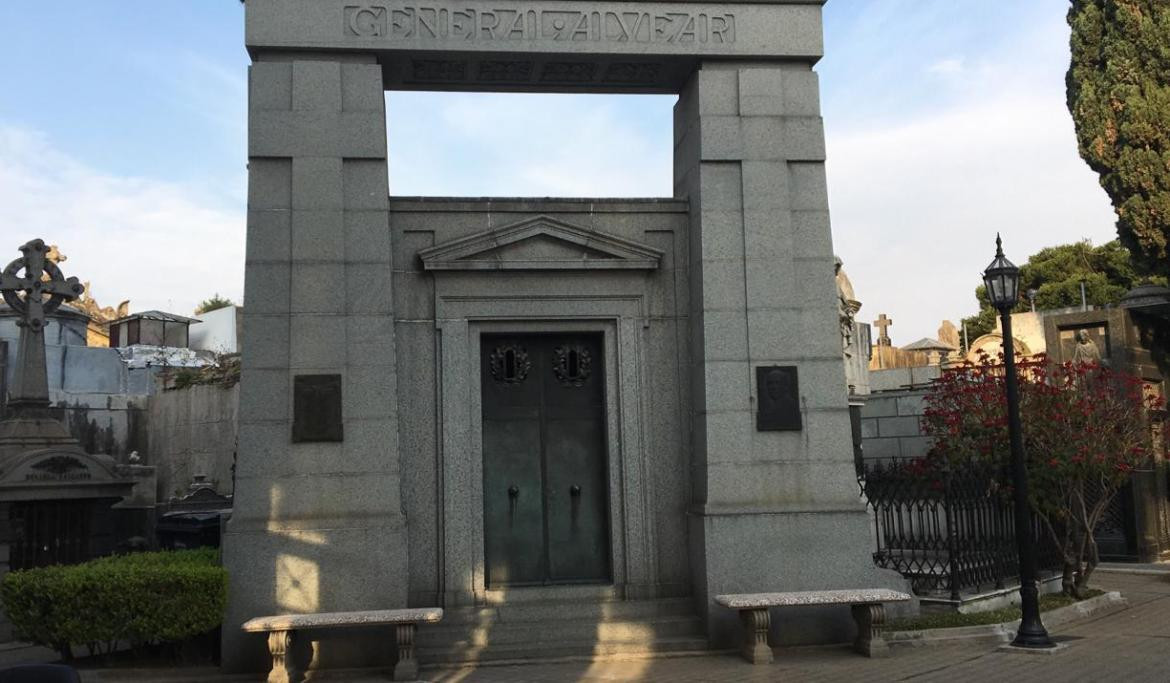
[481,334,610,587]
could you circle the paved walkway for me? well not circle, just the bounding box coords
[424,572,1170,682]
[7,571,1167,682]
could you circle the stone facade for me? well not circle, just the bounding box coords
[224,0,906,672]
[146,383,238,501]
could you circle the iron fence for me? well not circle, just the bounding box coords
[858,457,1061,600]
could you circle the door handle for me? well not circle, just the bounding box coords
[508,485,519,521]
[569,485,581,528]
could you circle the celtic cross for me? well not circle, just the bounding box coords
[1,239,84,331]
[1,239,84,411]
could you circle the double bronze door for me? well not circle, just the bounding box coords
[481,333,611,587]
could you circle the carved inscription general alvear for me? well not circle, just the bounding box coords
[345,4,736,44]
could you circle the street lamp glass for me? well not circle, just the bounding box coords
[983,235,1020,310]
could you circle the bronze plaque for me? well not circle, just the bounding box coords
[292,374,343,442]
[757,366,801,431]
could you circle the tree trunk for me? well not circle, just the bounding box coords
[1075,532,1099,597]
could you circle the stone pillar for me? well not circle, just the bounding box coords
[674,63,905,647]
[222,54,407,671]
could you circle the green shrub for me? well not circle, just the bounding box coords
[0,549,227,659]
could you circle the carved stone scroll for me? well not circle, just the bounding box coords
[265,630,300,683]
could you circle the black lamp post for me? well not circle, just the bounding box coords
[982,234,1055,649]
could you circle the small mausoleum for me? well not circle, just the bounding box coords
[224,0,909,675]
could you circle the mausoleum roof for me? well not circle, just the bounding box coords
[902,337,957,352]
[109,310,201,326]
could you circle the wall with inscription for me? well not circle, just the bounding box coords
[346,5,736,44]
[246,0,823,92]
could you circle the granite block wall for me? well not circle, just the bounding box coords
[859,389,933,461]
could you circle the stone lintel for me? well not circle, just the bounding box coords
[246,0,824,93]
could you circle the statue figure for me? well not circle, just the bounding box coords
[1071,329,1102,363]
[835,257,861,357]
[938,320,961,352]
[45,244,66,266]
[76,283,130,323]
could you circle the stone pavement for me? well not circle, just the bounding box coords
[8,571,1167,682]
[423,572,1170,683]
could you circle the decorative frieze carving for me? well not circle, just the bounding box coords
[478,60,533,82]
[345,5,735,45]
[540,62,595,83]
[27,455,91,482]
[603,62,661,84]
[408,58,665,86]
[411,59,467,81]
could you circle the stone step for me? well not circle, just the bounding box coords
[418,615,703,647]
[438,597,696,625]
[481,584,621,605]
[418,635,711,665]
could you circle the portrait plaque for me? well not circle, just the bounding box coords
[756,366,801,431]
[292,374,343,442]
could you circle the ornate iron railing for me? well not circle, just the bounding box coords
[858,457,1061,600]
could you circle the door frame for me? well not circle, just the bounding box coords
[435,292,659,606]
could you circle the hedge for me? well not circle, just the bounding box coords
[0,548,227,658]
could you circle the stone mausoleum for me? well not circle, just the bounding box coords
[224,0,905,672]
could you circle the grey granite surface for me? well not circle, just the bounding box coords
[715,589,910,609]
[242,608,444,632]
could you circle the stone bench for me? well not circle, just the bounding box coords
[242,607,443,683]
[715,589,911,664]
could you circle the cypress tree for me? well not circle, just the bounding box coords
[1067,0,1170,277]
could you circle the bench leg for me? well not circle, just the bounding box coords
[266,630,302,683]
[851,604,889,658]
[738,608,773,664]
[393,623,419,681]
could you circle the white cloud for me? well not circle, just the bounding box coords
[926,58,965,75]
[824,9,1119,346]
[0,125,244,316]
[388,93,675,197]
[826,81,1117,345]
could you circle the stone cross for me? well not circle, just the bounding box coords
[1,239,84,409]
[2,239,83,331]
[873,314,893,347]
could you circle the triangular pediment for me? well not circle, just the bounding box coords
[418,216,663,271]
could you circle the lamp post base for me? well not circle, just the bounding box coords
[1000,641,1068,655]
[1011,630,1058,649]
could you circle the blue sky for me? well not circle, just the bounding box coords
[0,1,1116,342]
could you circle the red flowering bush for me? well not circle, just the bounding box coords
[922,351,1165,597]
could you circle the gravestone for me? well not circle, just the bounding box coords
[0,240,139,572]
[225,0,906,672]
